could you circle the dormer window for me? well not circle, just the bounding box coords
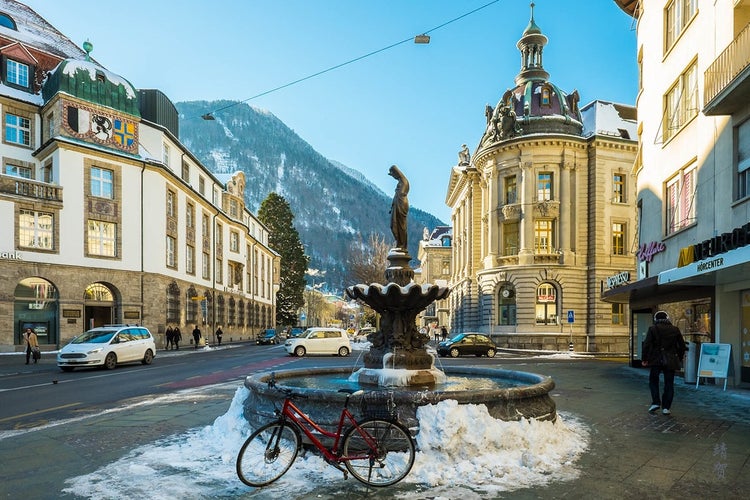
[6,59,29,89]
[541,86,551,106]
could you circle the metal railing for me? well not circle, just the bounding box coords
[705,23,750,105]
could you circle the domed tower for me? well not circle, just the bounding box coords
[479,2,582,148]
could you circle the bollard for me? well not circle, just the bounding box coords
[568,343,574,352]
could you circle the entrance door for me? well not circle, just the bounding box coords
[85,305,113,329]
[83,283,118,330]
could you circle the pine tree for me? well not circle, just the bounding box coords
[258,192,309,326]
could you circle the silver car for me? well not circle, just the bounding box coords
[57,325,156,371]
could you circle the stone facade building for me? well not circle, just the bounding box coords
[416,225,452,330]
[0,1,278,351]
[445,6,638,352]
[609,0,750,384]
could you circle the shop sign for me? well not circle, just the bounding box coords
[63,309,82,318]
[0,251,22,260]
[693,220,750,261]
[123,310,140,319]
[636,241,666,263]
[606,271,630,289]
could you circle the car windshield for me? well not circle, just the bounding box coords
[448,333,466,343]
[264,331,275,337]
[301,329,318,339]
[71,330,116,344]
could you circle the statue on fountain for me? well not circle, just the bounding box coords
[346,166,450,386]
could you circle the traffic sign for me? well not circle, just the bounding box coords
[567,310,574,323]
[300,312,307,321]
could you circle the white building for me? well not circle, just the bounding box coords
[609,0,750,384]
[0,1,278,351]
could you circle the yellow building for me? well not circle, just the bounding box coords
[446,6,638,352]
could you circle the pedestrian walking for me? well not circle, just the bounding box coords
[642,311,687,415]
[215,326,223,346]
[192,325,201,349]
[173,326,181,350]
[441,325,448,342]
[432,324,440,343]
[24,328,39,365]
[165,325,174,350]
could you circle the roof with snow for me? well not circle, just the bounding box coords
[580,100,637,140]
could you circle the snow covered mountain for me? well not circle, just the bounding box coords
[176,100,444,292]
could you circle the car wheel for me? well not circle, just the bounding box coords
[449,348,460,358]
[338,346,350,357]
[104,352,117,370]
[60,366,74,372]
[294,346,306,357]
[487,348,496,358]
[142,349,154,365]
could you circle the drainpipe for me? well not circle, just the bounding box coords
[140,162,146,327]
[212,210,218,346]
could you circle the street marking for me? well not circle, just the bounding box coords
[0,402,81,423]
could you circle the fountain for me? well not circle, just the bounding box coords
[243,165,556,431]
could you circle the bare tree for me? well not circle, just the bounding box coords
[348,233,389,285]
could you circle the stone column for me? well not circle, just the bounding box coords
[519,159,534,265]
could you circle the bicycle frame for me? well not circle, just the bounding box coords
[278,396,378,464]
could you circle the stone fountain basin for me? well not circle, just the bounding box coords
[242,366,556,433]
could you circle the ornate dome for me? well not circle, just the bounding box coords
[42,57,139,117]
[479,3,582,148]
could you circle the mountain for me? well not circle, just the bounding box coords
[176,100,445,292]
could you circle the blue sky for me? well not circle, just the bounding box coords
[24,0,637,223]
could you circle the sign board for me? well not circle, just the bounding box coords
[696,343,733,390]
[300,312,307,321]
[567,310,574,323]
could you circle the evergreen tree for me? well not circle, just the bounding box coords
[258,192,309,326]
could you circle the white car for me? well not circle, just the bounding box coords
[284,327,351,357]
[57,325,156,371]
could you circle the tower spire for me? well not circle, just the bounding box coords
[515,2,549,85]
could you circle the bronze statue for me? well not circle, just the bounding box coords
[388,165,409,249]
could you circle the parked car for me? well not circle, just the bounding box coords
[57,325,156,371]
[436,333,497,358]
[284,327,351,357]
[256,329,280,345]
[288,327,305,338]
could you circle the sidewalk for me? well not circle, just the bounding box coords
[1,354,749,498]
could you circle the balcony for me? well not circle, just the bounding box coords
[0,176,63,203]
[704,23,750,116]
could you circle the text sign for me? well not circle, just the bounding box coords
[697,343,731,379]
[567,310,574,323]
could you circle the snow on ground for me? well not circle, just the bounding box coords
[62,386,589,499]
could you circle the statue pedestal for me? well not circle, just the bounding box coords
[385,248,413,286]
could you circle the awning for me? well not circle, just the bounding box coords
[658,244,750,288]
[601,275,712,308]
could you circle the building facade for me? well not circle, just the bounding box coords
[446,6,638,352]
[417,225,452,330]
[0,1,278,351]
[610,0,750,384]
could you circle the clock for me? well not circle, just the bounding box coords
[502,289,512,298]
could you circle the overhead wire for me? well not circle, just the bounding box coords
[201,0,501,119]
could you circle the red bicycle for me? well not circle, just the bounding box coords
[236,375,415,488]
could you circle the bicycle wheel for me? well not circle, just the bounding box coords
[342,418,415,487]
[236,422,300,487]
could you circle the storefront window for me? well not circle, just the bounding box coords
[14,277,58,345]
[535,283,557,325]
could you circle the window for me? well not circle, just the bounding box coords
[6,59,29,88]
[612,303,625,325]
[202,252,210,279]
[4,164,31,178]
[166,235,176,268]
[498,288,517,326]
[441,260,450,275]
[613,173,626,203]
[736,119,750,200]
[42,161,52,183]
[186,244,195,274]
[535,283,557,325]
[166,190,175,217]
[186,203,194,228]
[0,13,17,30]
[537,172,552,201]
[162,143,170,166]
[87,220,116,256]
[663,61,698,141]
[5,113,30,146]
[541,86,551,106]
[612,222,626,255]
[504,175,517,204]
[90,167,114,198]
[230,231,239,252]
[666,164,696,234]
[216,222,223,246]
[534,220,554,253]
[202,213,209,236]
[181,161,190,182]
[19,210,53,250]
[665,0,697,51]
[503,222,519,256]
[216,257,223,283]
[230,199,239,218]
[199,176,205,195]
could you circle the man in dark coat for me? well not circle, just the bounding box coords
[192,325,201,349]
[642,311,687,415]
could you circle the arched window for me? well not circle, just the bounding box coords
[238,299,245,327]
[0,13,17,30]
[216,295,225,326]
[228,297,236,326]
[186,285,198,323]
[205,292,213,325]
[535,283,558,325]
[166,282,180,323]
[497,286,516,325]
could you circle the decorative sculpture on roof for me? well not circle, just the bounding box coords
[458,144,471,165]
